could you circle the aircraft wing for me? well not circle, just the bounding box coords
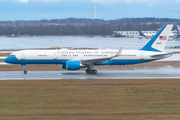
[79,47,123,65]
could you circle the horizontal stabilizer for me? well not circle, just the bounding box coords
[150,53,173,57]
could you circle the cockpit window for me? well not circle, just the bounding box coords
[9,54,15,57]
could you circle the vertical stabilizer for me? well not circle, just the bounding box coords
[140,24,173,52]
[177,25,180,33]
[138,29,146,37]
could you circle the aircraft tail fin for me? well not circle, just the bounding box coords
[177,25,180,33]
[138,29,145,37]
[174,29,179,35]
[140,24,173,52]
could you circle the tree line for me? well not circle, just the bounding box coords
[15,17,180,25]
[0,22,177,36]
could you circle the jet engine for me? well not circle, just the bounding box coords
[61,61,85,70]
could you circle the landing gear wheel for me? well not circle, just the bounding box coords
[24,70,27,74]
[89,69,93,74]
[93,70,97,74]
[86,69,90,74]
[86,69,97,74]
[22,65,27,74]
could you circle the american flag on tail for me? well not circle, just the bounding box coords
[159,36,167,40]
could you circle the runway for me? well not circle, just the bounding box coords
[1,67,180,80]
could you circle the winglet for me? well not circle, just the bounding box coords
[114,47,123,57]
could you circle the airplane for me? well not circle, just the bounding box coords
[177,25,180,33]
[138,29,155,38]
[175,25,180,40]
[174,29,179,35]
[4,24,173,74]
[167,29,179,41]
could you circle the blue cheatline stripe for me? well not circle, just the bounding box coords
[96,59,154,65]
[4,57,68,64]
[139,24,167,52]
[5,57,155,66]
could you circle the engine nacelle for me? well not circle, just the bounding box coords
[66,61,82,70]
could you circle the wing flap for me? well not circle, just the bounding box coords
[81,57,111,65]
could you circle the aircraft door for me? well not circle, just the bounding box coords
[21,53,25,60]
[53,53,57,60]
[140,53,144,60]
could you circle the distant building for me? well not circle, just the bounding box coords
[113,30,176,38]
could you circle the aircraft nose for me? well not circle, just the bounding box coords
[4,57,10,63]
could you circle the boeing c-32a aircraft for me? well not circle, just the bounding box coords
[138,29,155,38]
[4,24,173,74]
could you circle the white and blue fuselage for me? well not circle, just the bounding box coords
[4,49,170,65]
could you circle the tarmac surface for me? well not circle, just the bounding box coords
[1,68,180,80]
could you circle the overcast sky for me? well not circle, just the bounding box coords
[1,0,180,21]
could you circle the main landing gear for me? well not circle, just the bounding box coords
[86,69,97,74]
[86,64,97,74]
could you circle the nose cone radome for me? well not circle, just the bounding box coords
[4,57,10,63]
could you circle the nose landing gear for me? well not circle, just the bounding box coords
[22,64,27,74]
[24,69,27,74]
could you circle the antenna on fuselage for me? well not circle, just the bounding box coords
[98,45,101,50]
